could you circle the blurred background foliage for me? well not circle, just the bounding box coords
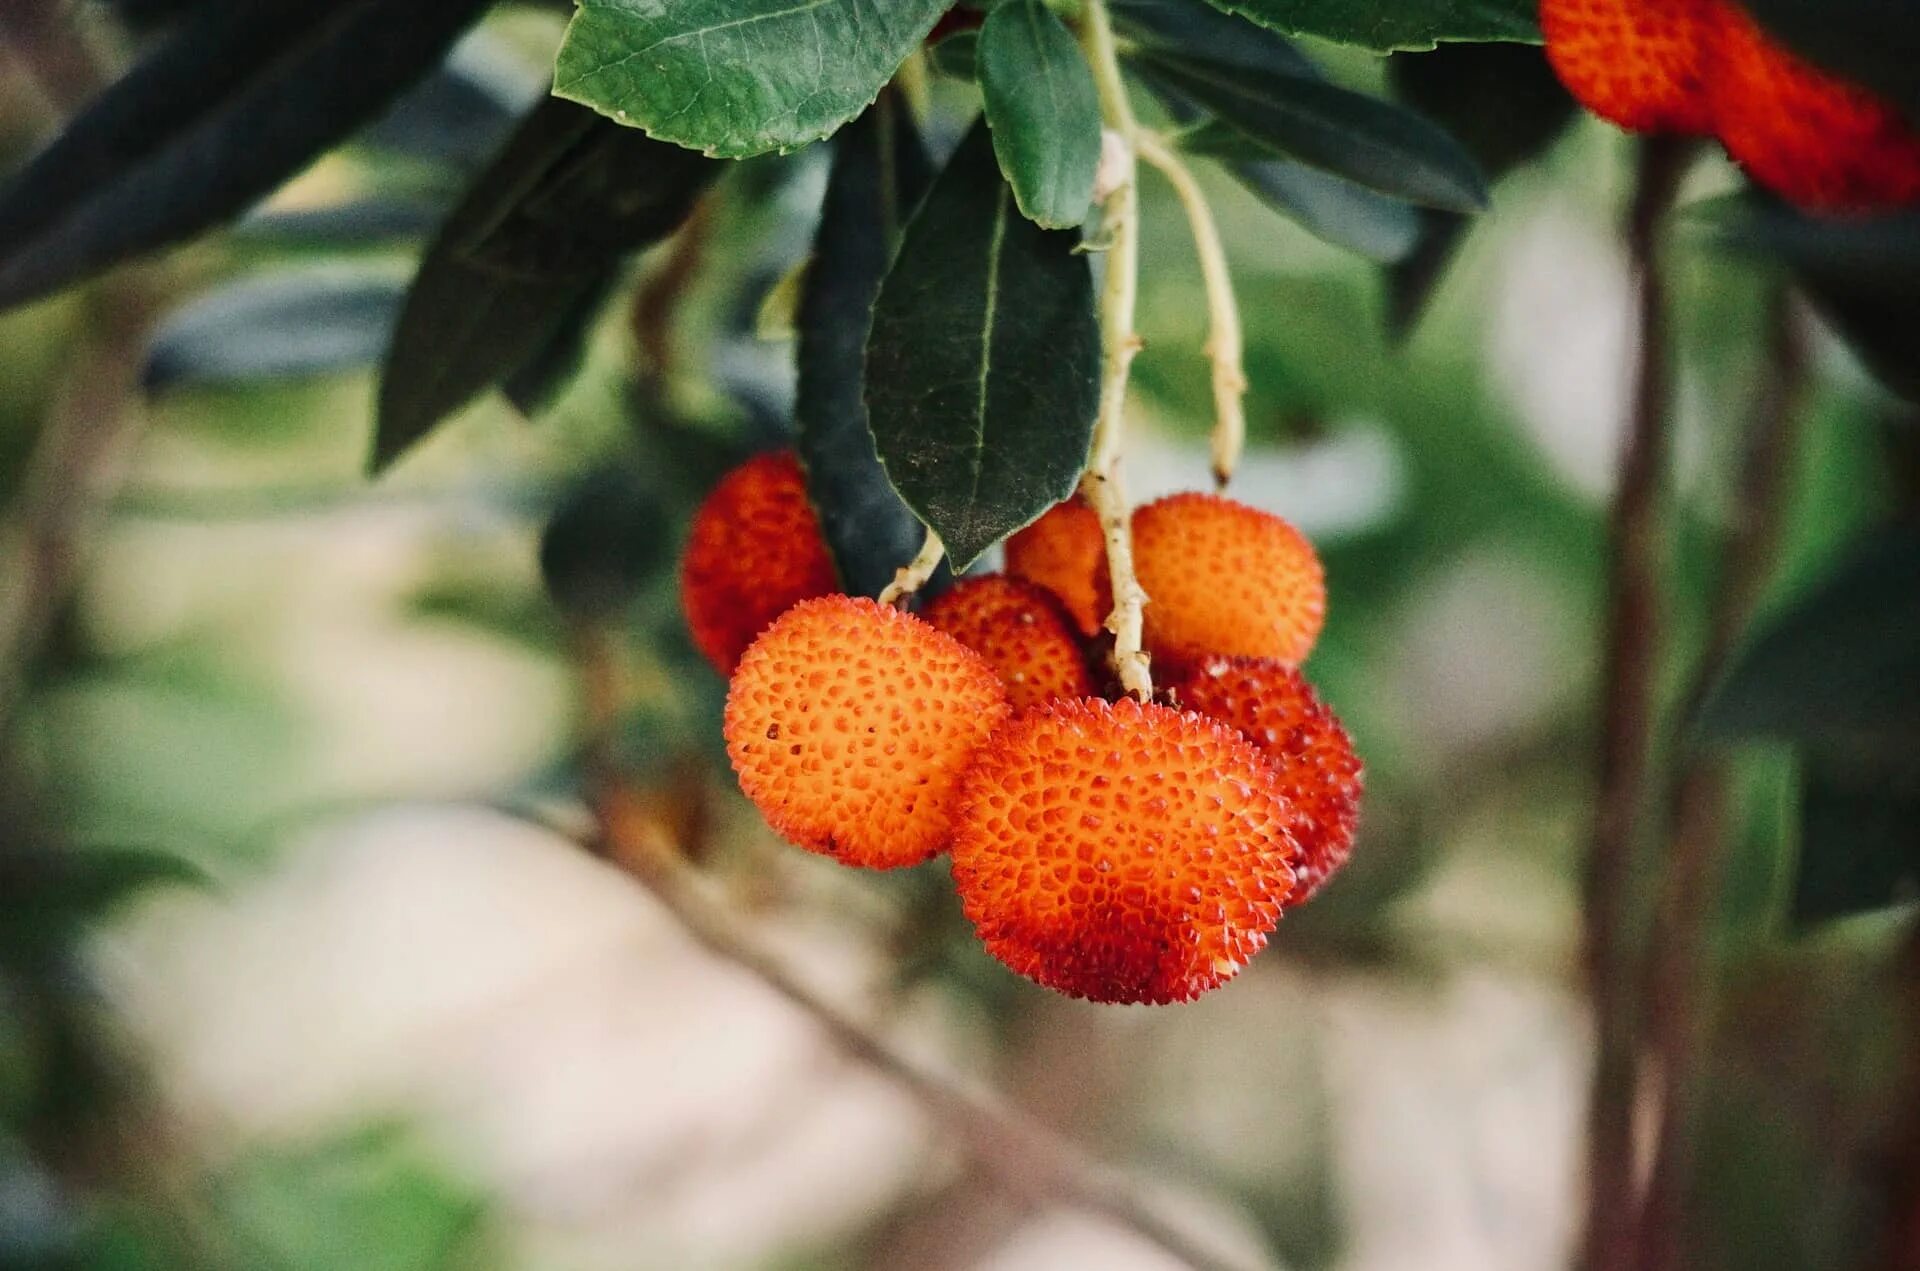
[0,4,1916,1270]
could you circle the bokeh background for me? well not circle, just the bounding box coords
[1,9,1914,1271]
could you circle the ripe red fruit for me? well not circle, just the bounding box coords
[922,576,1095,711]
[1005,496,1110,637]
[1540,0,1716,134]
[1131,493,1326,671]
[950,697,1299,1004]
[725,595,1011,869]
[679,451,839,675]
[1167,657,1363,903]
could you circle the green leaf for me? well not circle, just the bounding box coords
[1142,56,1490,211]
[929,30,981,80]
[553,0,952,159]
[1733,0,1920,123]
[375,98,716,470]
[539,467,671,619]
[796,97,938,598]
[979,0,1103,229]
[0,845,206,957]
[1794,751,1920,924]
[145,270,404,391]
[1701,525,1920,752]
[865,120,1099,570]
[1112,0,1318,79]
[1195,0,1540,53]
[0,0,491,311]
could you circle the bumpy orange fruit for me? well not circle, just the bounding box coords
[680,451,839,674]
[1168,657,1363,904]
[1540,0,1716,134]
[725,596,1011,869]
[1132,493,1325,671]
[950,697,1299,1004]
[1708,2,1920,213]
[1005,496,1110,637]
[922,576,1095,711]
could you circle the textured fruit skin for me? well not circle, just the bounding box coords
[1132,493,1326,671]
[1168,657,1363,903]
[725,596,1011,869]
[1005,497,1111,637]
[1709,3,1920,212]
[680,452,840,675]
[1541,0,1716,134]
[922,576,1095,711]
[1541,0,1920,212]
[950,697,1299,1005]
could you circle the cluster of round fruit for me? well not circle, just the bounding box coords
[679,452,1361,1005]
[1542,0,1920,211]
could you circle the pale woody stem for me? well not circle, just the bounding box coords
[1133,131,1247,488]
[877,525,946,606]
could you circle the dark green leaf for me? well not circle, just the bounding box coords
[360,43,535,172]
[375,98,716,470]
[0,0,491,310]
[1113,0,1318,79]
[235,198,451,249]
[144,271,404,390]
[1195,0,1540,53]
[796,97,937,598]
[1793,751,1920,924]
[929,30,981,80]
[1701,524,1920,751]
[553,0,952,159]
[0,846,206,956]
[979,0,1102,229]
[1733,0,1920,123]
[502,277,615,419]
[539,467,671,620]
[865,120,1099,569]
[1142,56,1490,211]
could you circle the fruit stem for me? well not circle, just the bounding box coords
[1080,0,1153,701]
[877,525,946,606]
[1134,130,1247,489]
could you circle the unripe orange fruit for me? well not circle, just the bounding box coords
[950,697,1299,1004]
[1167,657,1363,904]
[1132,493,1325,671]
[1005,496,1110,637]
[1540,0,1716,134]
[680,451,839,674]
[1708,4,1920,213]
[725,595,1011,869]
[922,576,1095,711]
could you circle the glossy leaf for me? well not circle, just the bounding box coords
[796,97,936,598]
[979,0,1102,229]
[1794,751,1920,924]
[1112,0,1318,79]
[0,0,490,310]
[1142,56,1490,211]
[145,270,404,390]
[865,121,1100,570]
[553,0,951,158]
[375,98,716,470]
[1196,0,1539,53]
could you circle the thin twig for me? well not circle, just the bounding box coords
[1133,131,1247,489]
[1632,291,1808,1271]
[1080,0,1152,701]
[1579,136,1695,1271]
[877,526,947,607]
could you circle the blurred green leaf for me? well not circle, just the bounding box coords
[144,270,404,391]
[929,30,981,79]
[538,468,670,621]
[1114,0,1318,82]
[796,97,938,598]
[0,846,205,958]
[553,0,950,158]
[866,120,1099,570]
[0,0,491,310]
[1794,751,1920,924]
[1194,0,1540,52]
[979,0,1103,230]
[235,198,451,250]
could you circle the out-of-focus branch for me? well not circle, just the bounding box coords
[0,0,106,111]
[1579,136,1694,1271]
[1633,291,1808,1271]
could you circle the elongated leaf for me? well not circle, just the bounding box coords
[796,98,935,598]
[503,277,616,420]
[145,270,404,390]
[979,1,1102,229]
[235,198,450,248]
[1112,0,1318,79]
[1735,0,1920,123]
[1701,525,1920,751]
[1197,0,1539,53]
[1143,56,1489,211]
[1794,751,1920,924]
[553,0,951,159]
[375,98,716,470]
[360,39,538,171]
[865,121,1099,570]
[0,0,490,310]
